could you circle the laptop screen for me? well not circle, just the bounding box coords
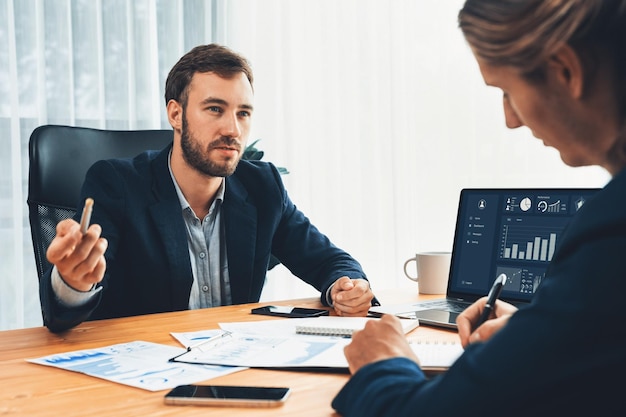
[447,188,600,305]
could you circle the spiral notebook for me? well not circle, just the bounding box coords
[295,316,420,337]
[407,338,464,373]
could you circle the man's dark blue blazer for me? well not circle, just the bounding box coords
[39,144,366,332]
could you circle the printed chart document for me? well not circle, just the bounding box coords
[170,317,461,371]
[27,340,246,391]
[171,328,351,368]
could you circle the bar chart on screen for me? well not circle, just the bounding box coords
[500,224,560,262]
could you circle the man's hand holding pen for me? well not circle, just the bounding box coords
[46,198,108,292]
[456,274,518,348]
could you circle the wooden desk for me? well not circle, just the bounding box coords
[0,290,457,416]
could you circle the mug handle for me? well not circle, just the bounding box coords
[403,257,418,282]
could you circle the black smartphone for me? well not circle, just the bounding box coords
[164,385,291,407]
[251,305,329,318]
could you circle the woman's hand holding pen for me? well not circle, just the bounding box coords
[46,216,108,292]
[456,298,517,348]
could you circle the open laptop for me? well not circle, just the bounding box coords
[370,187,600,329]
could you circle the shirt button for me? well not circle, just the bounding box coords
[199,252,206,259]
[202,285,209,292]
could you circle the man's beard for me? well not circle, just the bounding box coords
[180,113,242,178]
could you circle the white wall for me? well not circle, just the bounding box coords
[217,0,611,300]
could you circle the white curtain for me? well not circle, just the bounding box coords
[219,0,610,301]
[0,0,610,330]
[0,0,217,330]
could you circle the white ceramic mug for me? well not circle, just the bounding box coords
[403,251,451,294]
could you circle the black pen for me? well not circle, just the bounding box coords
[168,330,232,362]
[474,273,506,330]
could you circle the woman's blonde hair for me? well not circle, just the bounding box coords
[458,0,625,72]
[459,0,626,163]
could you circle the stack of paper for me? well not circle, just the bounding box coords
[169,317,461,371]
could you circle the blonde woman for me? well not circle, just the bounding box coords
[333,1,626,415]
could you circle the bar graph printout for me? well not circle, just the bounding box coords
[170,318,459,371]
[171,320,355,368]
[27,341,246,391]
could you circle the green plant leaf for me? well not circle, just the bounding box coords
[242,139,289,175]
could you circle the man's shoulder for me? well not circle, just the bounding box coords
[84,147,170,196]
[234,159,276,173]
[232,159,281,182]
[557,176,626,254]
[575,175,625,224]
[91,147,165,174]
[227,160,284,201]
[107,148,163,166]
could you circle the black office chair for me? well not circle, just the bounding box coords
[27,124,173,281]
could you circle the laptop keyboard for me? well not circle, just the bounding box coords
[418,300,469,313]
